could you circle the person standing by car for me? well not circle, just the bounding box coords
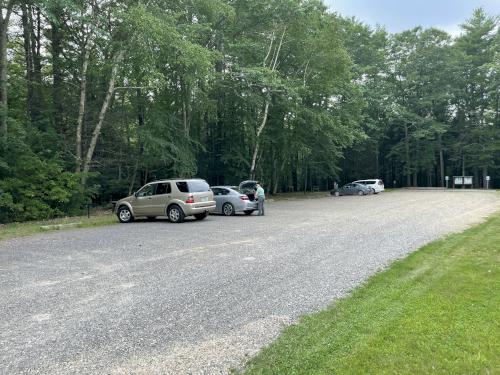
[255,183,265,216]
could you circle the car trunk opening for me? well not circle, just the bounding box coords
[239,180,258,201]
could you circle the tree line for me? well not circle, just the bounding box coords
[0,0,498,223]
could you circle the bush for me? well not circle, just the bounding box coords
[0,138,84,223]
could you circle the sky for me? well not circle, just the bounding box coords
[325,0,500,35]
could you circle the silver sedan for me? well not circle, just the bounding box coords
[211,186,258,216]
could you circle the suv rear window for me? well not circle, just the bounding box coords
[176,180,210,193]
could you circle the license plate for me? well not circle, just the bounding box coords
[200,196,208,202]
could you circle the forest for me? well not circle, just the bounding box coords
[0,0,499,223]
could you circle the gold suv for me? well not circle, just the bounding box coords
[115,179,215,223]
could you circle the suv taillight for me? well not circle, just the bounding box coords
[185,195,195,204]
[240,195,249,200]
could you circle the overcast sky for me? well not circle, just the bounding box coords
[325,0,500,35]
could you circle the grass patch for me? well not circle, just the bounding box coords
[0,211,117,241]
[271,191,330,201]
[240,213,500,375]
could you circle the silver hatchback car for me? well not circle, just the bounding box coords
[115,179,215,223]
[211,186,258,216]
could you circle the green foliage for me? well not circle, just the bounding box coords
[0,138,83,223]
[1,1,499,222]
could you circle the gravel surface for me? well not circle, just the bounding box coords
[1,190,499,374]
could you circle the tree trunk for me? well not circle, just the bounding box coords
[76,44,92,173]
[0,1,13,137]
[482,166,488,189]
[249,26,286,178]
[81,50,124,185]
[50,12,64,133]
[404,123,411,187]
[303,157,308,193]
[136,87,146,184]
[438,134,444,187]
[461,151,465,176]
[128,158,139,195]
[21,3,34,122]
[28,5,43,124]
[249,101,269,179]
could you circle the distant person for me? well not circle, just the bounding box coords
[333,181,338,190]
[255,183,265,216]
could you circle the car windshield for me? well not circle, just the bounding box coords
[176,180,211,193]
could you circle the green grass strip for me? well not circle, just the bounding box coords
[0,214,117,241]
[240,213,500,375]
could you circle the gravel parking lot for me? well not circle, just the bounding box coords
[1,190,499,374]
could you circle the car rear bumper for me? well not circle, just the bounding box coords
[184,201,216,216]
[237,201,257,211]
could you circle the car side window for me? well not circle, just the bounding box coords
[212,188,221,196]
[137,184,155,197]
[155,183,171,195]
[176,181,189,193]
[220,189,230,196]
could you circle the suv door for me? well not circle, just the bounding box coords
[133,184,156,216]
[150,182,172,216]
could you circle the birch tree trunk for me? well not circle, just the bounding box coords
[250,101,269,179]
[75,43,91,173]
[81,50,124,185]
[249,26,286,179]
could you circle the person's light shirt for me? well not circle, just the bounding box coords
[256,186,265,198]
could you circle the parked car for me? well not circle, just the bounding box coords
[211,186,258,215]
[115,179,215,223]
[330,182,371,196]
[353,179,385,194]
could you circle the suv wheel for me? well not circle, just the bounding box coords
[358,190,364,196]
[168,205,185,223]
[117,206,133,223]
[222,203,235,216]
[195,212,208,220]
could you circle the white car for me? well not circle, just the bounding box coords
[353,179,385,194]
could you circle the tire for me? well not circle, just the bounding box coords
[167,205,185,223]
[334,191,340,197]
[195,212,208,220]
[358,190,364,196]
[117,206,134,223]
[244,210,254,215]
[222,203,235,216]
